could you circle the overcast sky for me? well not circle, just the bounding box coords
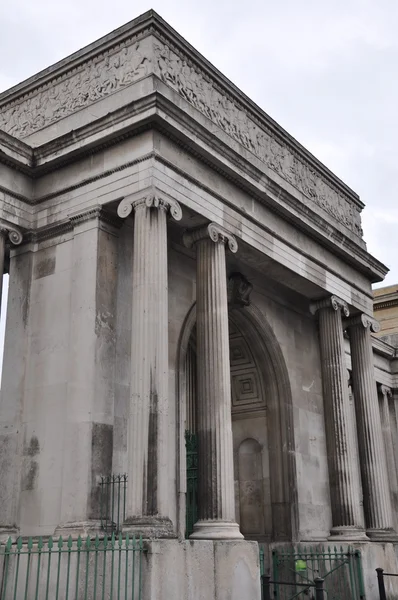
[0,0,397,371]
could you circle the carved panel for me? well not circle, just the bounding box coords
[152,40,362,237]
[0,37,152,138]
[229,338,255,370]
[0,26,362,237]
[231,371,264,409]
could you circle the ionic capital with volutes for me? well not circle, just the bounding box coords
[183,223,238,253]
[117,194,182,221]
[380,385,392,400]
[310,295,350,317]
[0,220,23,245]
[346,313,380,333]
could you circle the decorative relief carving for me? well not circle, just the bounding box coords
[183,222,238,253]
[0,220,23,245]
[227,272,253,307]
[0,39,152,139]
[117,194,182,221]
[380,385,392,400]
[0,30,362,237]
[152,41,362,237]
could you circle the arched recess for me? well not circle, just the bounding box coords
[176,302,298,542]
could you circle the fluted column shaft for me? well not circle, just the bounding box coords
[184,223,242,540]
[117,194,182,537]
[348,315,395,538]
[379,386,398,528]
[312,296,367,540]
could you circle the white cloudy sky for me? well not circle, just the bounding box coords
[0,0,397,370]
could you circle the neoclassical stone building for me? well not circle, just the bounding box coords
[0,10,398,599]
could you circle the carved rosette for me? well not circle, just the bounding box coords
[0,220,23,246]
[117,195,182,221]
[183,223,238,253]
[310,295,350,317]
[345,313,380,333]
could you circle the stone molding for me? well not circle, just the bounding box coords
[183,223,238,253]
[68,205,122,229]
[310,295,350,317]
[0,220,23,245]
[0,12,362,237]
[345,313,380,333]
[117,194,182,221]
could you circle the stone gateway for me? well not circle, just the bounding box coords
[0,9,397,600]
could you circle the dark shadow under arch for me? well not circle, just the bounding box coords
[176,301,298,541]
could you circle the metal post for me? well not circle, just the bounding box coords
[261,574,271,600]
[376,568,387,600]
[314,578,325,600]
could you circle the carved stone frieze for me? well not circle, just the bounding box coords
[0,26,362,237]
[0,38,152,139]
[152,41,363,237]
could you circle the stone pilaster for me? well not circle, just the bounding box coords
[183,223,242,540]
[311,296,367,540]
[379,385,398,527]
[117,194,182,538]
[0,221,23,319]
[347,314,395,539]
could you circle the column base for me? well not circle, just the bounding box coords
[123,516,176,539]
[328,526,369,541]
[366,528,398,542]
[54,520,102,538]
[190,520,244,540]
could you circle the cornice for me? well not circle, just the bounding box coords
[0,10,363,221]
[22,206,122,244]
[372,336,397,359]
[374,297,398,311]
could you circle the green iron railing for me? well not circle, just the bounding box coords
[0,533,144,600]
[185,431,198,538]
[270,545,365,600]
[100,474,127,534]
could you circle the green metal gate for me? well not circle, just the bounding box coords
[271,546,365,600]
[185,431,198,538]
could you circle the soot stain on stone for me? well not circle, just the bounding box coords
[89,423,113,519]
[22,460,38,491]
[34,255,56,280]
[24,435,40,457]
[147,369,158,515]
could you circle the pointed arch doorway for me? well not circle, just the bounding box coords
[178,302,298,542]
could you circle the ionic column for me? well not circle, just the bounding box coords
[0,221,23,318]
[347,312,395,538]
[379,385,398,526]
[311,296,367,540]
[117,194,182,537]
[183,223,242,539]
